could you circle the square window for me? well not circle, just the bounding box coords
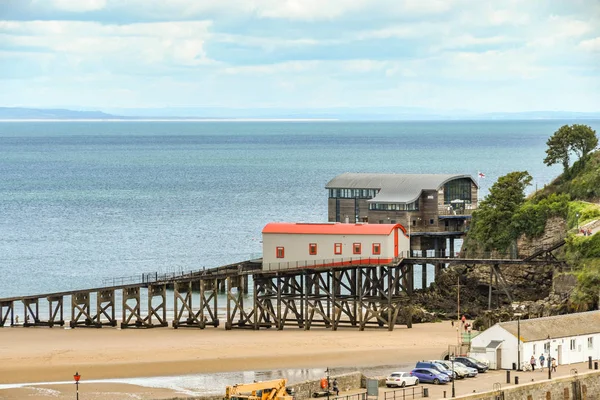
[390,220,396,224]
[309,243,318,255]
[379,220,384,224]
[334,243,342,255]
[276,247,285,258]
[372,243,381,255]
[353,243,362,254]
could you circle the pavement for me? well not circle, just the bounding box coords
[336,361,598,400]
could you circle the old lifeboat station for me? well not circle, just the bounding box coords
[262,172,478,269]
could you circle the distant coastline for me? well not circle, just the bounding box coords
[0,118,339,122]
[1,107,599,121]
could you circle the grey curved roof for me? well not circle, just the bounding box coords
[325,173,477,204]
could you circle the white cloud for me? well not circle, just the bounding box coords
[578,37,600,52]
[50,0,107,12]
[0,20,214,68]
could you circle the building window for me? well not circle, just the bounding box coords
[570,339,576,351]
[588,337,594,349]
[429,219,434,225]
[353,243,362,254]
[390,220,396,223]
[334,243,342,255]
[379,220,384,224]
[309,243,318,255]
[544,342,550,353]
[369,201,419,211]
[276,247,285,258]
[444,178,472,205]
[372,243,381,255]
[533,344,536,355]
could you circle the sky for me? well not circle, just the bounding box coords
[1,0,600,113]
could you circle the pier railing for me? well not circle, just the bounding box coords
[101,268,207,287]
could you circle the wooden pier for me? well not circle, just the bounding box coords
[0,241,566,331]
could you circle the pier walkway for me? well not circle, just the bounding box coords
[0,240,566,331]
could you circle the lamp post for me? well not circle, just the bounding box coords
[547,336,552,380]
[515,313,522,371]
[576,213,580,231]
[326,367,330,400]
[450,352,456,398]
[73,372,80,400]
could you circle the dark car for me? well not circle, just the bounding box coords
[409,368,450,385]
[454,356,488,373]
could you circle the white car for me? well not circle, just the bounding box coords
[434,360,478,378]
[385,371,419,388]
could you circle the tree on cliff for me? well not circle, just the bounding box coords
[544,124,598,173]
[469,171,532,252]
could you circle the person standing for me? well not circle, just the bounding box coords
[539,354,545,372]
[551,358,557,372]
[332,379,339,396]
[530,355,536,371]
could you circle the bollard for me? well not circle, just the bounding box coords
[515,376,519,385]
[595,361,599,370]
[589,356,593,369]
[423,387,429,398]
[506,370,511,384]
[443,390,446,398]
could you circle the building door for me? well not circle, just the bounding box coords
[557,345,562,364]
[496,348,502,370]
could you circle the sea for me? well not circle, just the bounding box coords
[3,119,600,299]
[2,119,599,393]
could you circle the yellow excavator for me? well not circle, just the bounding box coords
[224,378,295,400]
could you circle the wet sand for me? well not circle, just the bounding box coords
[0,322,461,399]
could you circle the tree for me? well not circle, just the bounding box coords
[544,125,571,173]
[469,171,532,251]
[569,124,598,161]
[544,124,598,173]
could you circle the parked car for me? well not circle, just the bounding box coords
[385,371,419,388]
[410,368,450,385]
[451,361,478,377]
[454,356,489,373]
[430,360,471,379]
[415,361,456,380]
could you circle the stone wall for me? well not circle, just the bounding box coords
[552,273,578,296]
[290,372,363,400]
[453,369,600,400]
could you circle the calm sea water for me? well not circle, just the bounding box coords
[1,120,598,298]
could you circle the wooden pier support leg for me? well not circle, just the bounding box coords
[23,298,39,327]
[488,265,493,310]
[0,301,14,327]
[95,290,116,327]
[146,284,168,328]
[435,263,443,280]
[47,295,64,327]
[421,263,428,290]
[121,287,142,329]
[450,238,455,258]
[277,275,282,330]
[70,292,92,328]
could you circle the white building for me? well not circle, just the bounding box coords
[470,311,600,370]
[261,222,409,271]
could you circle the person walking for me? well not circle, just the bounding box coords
[332,379,339,396]
[530,355,536,371]
[539,354,545,372]
[551,358,557,372]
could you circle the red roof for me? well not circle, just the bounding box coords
[262,222,407,236]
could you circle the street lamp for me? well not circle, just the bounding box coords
[325,367,330,400]
[576,213,580,231]
[73,372,80,400]
[547,336,552,380]
[515,313,522,371]
[450,352,456,398]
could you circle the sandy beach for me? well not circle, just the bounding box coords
[0,322,460,399]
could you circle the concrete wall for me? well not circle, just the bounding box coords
[453,369,600,400]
